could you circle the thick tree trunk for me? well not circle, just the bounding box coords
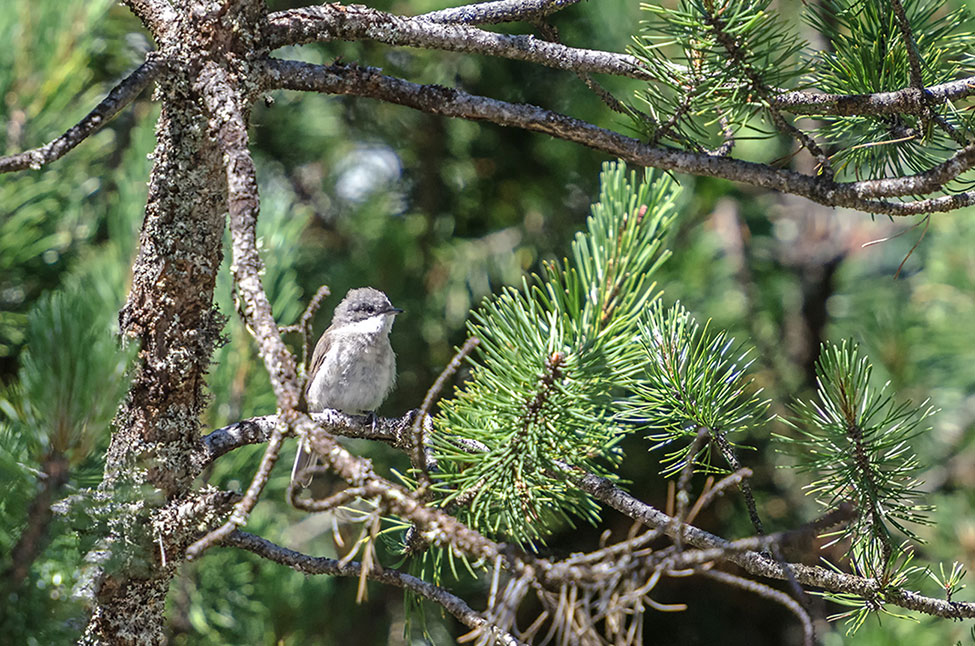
[80,2,265,643]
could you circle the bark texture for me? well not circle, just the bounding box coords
[81,2,265,644]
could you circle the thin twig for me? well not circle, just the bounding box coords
[288,484,371,513]
[533,20,633,116]
[711,431,764,535]
[0,58,161,174]
[280,284,331,369]
[690,469,752,523]
[683,476,714,526]
[225,530,526,646]
[411,337,480,490]
[893,214,930,280]
[697,567,815,646]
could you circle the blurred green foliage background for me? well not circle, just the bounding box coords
[1,0,973,644]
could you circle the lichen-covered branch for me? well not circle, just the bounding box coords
[199,409,418,466]
[265,4,651,81]
[184,59,295,559]
[772,76,975,116]
[418,0,581,25]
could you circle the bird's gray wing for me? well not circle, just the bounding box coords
[305,324,334,399]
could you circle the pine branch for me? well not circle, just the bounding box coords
[573,470,975,619]
[424,163,678,545]
[777,341,935,577]
[259,58,975,214]
[772,76,975,116]
[808,0,975,176]
[696,0,831,173]
[186,60,295,559]
[202,404,975,623]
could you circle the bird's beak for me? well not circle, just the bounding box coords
[387,306,404,315]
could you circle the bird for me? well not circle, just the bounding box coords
[291,287,402,488]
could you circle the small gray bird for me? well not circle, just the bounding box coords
[291,287,402,488]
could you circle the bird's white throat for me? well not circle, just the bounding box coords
[336,312,396,337]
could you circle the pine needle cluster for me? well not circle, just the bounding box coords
[429,162,680,547]
[778,340,935,579]
[809,0,975,176]
[629,0,975,179]
[631,0,806,149]
[624,302,768,477]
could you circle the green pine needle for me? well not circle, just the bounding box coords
[623,302,769,477]
[809,0,975,177]
[778,340,936,575]
[429,162,680,547]
[630,0,806,147]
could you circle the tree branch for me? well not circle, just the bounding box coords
[224,530,526,646]
[0,58,161,174]
[263,4,975,127]
[418,0,582,25]
[202,401,972,622]
[264,5,651,81]
[199,409,418,466]
[772,76,975,116]
[259,58,975,215]
[572,469,975,620]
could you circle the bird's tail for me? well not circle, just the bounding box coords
[291,440,316,488]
